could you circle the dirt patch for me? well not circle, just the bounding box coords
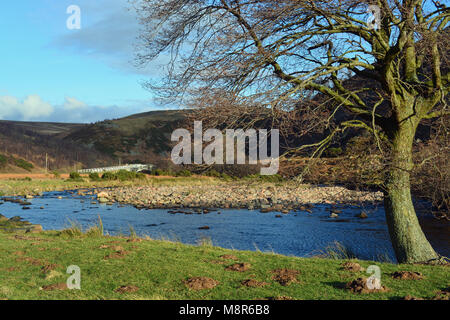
[127,238,142,243]
[345,278,389,294]
[5,267,18,272]
[115,285,139,294]
[41,283,67,291]
[403,295,424,300]
[13,251,26,256]
[225,263,251,272]
[10,235,46,242]
[220,254,238,260]
[184,277,219,290]
[391,271,424,280]
[100,244,126,251]
[271,269,300,286]
[104,250,129,260]
[112,246,125,251]
[241,279,269,288]
[41,264,60,274]
[432,287,450,300]
[341,262,364,272]
[17,257,45,266]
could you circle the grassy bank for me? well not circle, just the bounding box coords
[0,229,448,300]
[0,175,225,197]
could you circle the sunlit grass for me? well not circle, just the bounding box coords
[0,230,448,300]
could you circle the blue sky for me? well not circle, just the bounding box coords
[0,0,168,123]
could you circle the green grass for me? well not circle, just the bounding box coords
[0,230,448,300]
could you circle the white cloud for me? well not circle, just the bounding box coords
[63,97,87,110]
[0,95,54,121]
[0,94,152,123]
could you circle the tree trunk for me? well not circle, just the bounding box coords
[383,121,439,264]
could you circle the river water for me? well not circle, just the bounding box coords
[1,190,448,262]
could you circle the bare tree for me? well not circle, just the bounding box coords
[135,0,449,263]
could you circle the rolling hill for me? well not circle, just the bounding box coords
[0,110,188,172]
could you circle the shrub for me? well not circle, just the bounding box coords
[220,173,234,181]
[317,241,358,260]
[85,216,104,237]
[175,169,192,177]
[116,169,136,181]
[52,171,61,178]
[89,172,102,181]
[69,172,81,180]
[101,172,117,181]
[101,170,146,181]
[151,168,175,176]
[14,158,34,172]
[0,154,7,167]
[68,172,84,182]
[59,221,83,237]
[136,172,146,180]
[205,169,221,178]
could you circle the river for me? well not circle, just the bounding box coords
[1,190,448,262]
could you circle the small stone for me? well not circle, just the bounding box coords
[356,212,368,219]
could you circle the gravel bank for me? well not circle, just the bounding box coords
[98,184,383,210]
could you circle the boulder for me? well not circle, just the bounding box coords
[26,224,43,233]
[97,191,109,199]
[98,198,108,203]
[356,212,368,219]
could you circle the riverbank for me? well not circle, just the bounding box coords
[0,227,448,300]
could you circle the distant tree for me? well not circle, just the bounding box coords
[136,0,449,263]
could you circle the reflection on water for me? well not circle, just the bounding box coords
[1,190,448,262]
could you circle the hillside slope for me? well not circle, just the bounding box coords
[64,110,186,165]
[0,110,187,172]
